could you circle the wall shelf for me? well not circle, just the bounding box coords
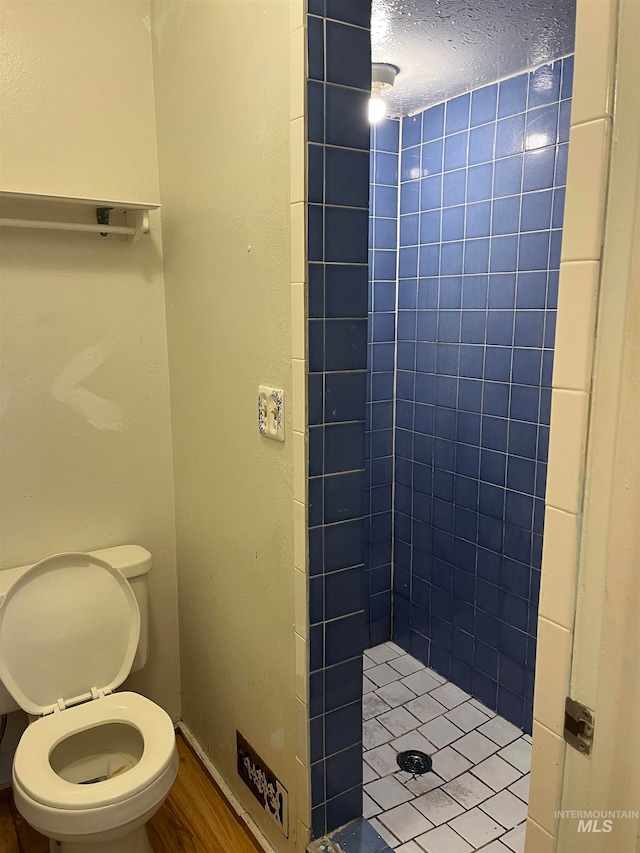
[0,192,160,241]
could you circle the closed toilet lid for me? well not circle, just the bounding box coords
[0,553,140,716]
[13,692,177,810]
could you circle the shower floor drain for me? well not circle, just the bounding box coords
[396,749,433,776]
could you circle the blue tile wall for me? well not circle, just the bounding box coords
[306,0,372,839]
[365,117,400,649]
[391,58,573,734]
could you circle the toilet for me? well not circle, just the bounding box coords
[0,546,179,853]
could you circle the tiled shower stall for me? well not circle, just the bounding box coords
[305,0,572,842]
[370,59,573,735]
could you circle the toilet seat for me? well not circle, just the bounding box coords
[0,552,140,717]
[13,692,176,811]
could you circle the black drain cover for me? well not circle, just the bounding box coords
[396,749,433,776]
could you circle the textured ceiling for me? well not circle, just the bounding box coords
[372,0,576,117]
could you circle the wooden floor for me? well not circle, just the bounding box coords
[0,731,262,853]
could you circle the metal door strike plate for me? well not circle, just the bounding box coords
[564,696,595,755]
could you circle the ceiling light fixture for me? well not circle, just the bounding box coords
[369,63,399,124]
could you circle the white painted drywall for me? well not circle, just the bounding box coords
[0,0,160,202]
[0,0,180,785]
[151,1,298,850]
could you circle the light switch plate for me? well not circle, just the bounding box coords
[258,386,285,441]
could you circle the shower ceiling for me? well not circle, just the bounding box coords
[372,0,576,116]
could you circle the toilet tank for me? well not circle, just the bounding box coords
[0,545,153,716]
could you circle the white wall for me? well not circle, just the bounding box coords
[151,1,298,850]
[1,5,299,848]
[0,0,160,202]
[0,0,180,783]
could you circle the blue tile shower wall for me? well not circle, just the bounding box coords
[392,58,573,734]
[365,118,400,648]
[306,0,372,838]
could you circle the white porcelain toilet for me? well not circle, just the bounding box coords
[0,546,179,853]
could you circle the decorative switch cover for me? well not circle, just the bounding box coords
[258,386,285,441]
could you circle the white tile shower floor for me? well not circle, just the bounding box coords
[363,642,530,853]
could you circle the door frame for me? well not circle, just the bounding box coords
[525,0,640,849]
[558,0,640,848]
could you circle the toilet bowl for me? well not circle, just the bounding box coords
[0,550,179,852]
